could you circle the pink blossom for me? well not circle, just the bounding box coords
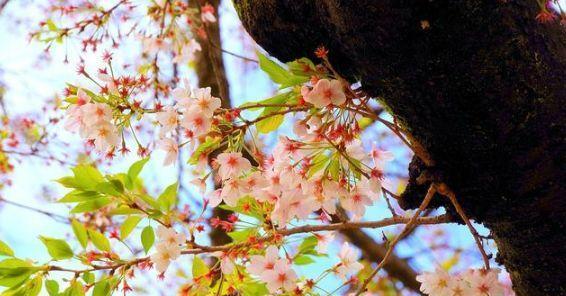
[181,106,211,136]
[416,268,453,296]
[335,242,363,279]
[190,87,221,117]
[157,138,178,166]
[305,79,346,108]
[215,152,251,180]
[262,260,298,293]
[201,4,216,23]
[247,245,279,276]
[87,121,119,152]
[155,106,178,135]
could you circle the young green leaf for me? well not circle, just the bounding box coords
[69,197,111,214]
[297,236,318,255]
[66,280,85,296]
[257,51,292,85]
[141,226,154,254]
[227,228,257,243]
[293,255,315,265]
[120,216,142,240]
[71,164,104,191]
[0,258,38,288]
[0,240,14,257]
[45,279,59,296]
[38,236,73,260]
[126,158,149,189]
[256,113,284,134]
[87,229,111,252]
[157,182,178,212]
[92,278,111,296]
[70,219,88,249]
[192,256,209,278]
[95,180,124,196]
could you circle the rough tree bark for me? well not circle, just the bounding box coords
[233,1,566,295]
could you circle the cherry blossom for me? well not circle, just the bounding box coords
[213,251,235,275]
[181,106,212,137]
[151,243,182,274]
[155,106,179,135]
[305,79,346,108]
[335,242,364,279]
[215,152,251,181]
[172,39,202,64]
[87,121,119,152]
[157,138,179,166]
[247,245,280,276]
[156,225,186,246]
[464,269,505,296]
[314,232,335,254]
[201,4,216,23]
[262,260,298,293]
[340,183,374,218]
[416,267,454,296]
[190,87,221,117]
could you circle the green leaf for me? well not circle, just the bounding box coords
[227,228,256,243]
[0,258,37,288]
[126,158,149,190]
[256,113,284,134]
[24,276,43,296]
[55,177,79,189]
[257,51,291,85]
[39,236,73,260]
[45,279,59,296]
[92,279,111,296]
[95,180,124,196]
[58,191,101,203]
[0,240,14,257]
[219,196,263,221]
[286,58,316,76]
[108,206,142,216]
[71,164,104,191]
[1,275,43,296]
[293,255,315,265]
[239,91,290,110]
[240,281,269,296]
[188,137,220,165]
[81,271,94,284]
[157,182,178,212]
[298,236,318,255]
[87,230,110,252]
[192,256,209,278]
[136,194,160,210]
[328,158,341,181]
[65,281,84,296]
[46,19,57,31]
[120,216,142,240]
[308,153,329,178]
[141,226,154,254]
[69,197,111,214]
[71,219,88,249]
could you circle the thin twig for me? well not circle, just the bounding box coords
[439,183,490,269]
[356,184,437,295]
[0,197,69,224]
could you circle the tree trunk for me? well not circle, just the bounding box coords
[232,1,566,295]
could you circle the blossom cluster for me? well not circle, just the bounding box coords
[150,225,186,273]
[417,267,505,296]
